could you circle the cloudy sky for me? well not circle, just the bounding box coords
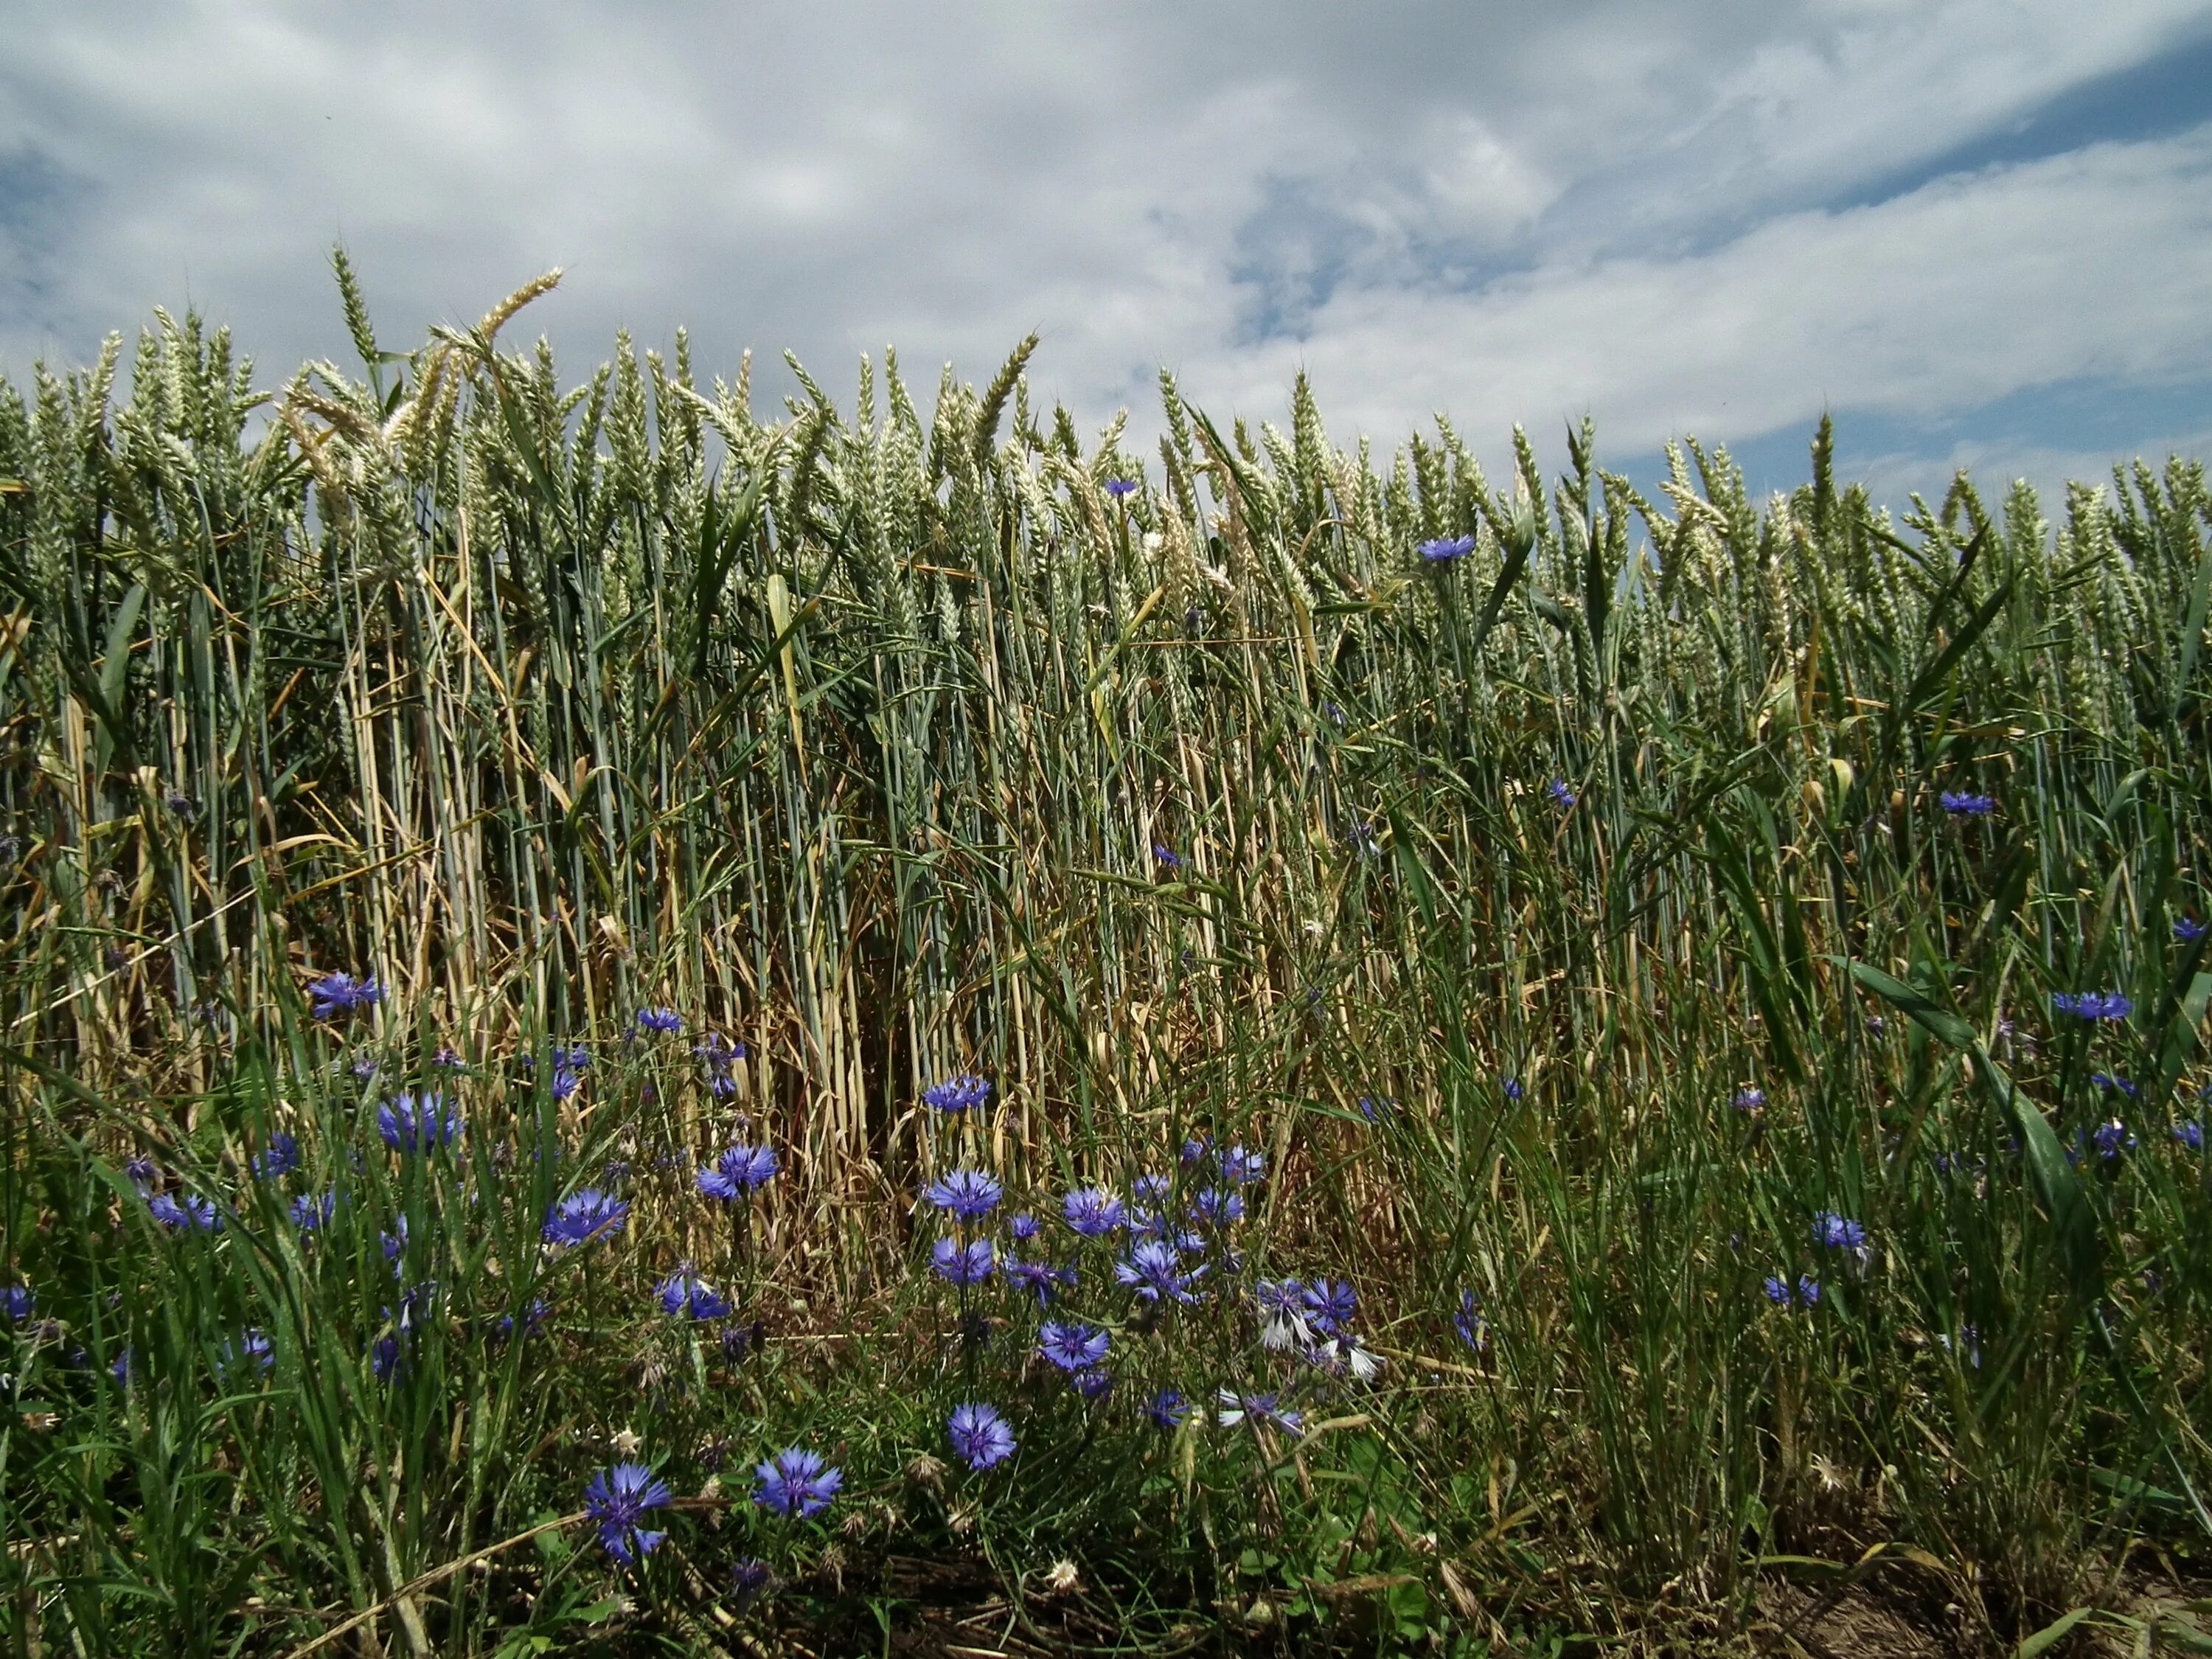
[4,1,2211,510]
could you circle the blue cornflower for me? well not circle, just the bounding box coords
[2052,991,2133,1022]
[109,1347,136,1388]
[1357,1095,1395,1122]
[1813,1211,1866,1251]
[1131,1172,1171,1205]
[1104,477,1139,500]
[947,1402,1018,1470]
[1148,1388,1191,1429]
[309,971,383,1020]
[1939,791,1996,815]
[431,1045,465,1070]
[1798,1276,1821,1304]
[1763,1274,1820,1308]
[1061,1186,1126,1237]
[149,1192,221,1231]
[1116,1240,1205,1304]
[1546,779,1576,809]
[925,1169,1004,1222]
[1219,1144,1265,1186]
[1417,534,1476,561]
[697,1144,780,1200]
[219,1328,274,1378]
[1501,1076,1525,1102]
[585,1462,673,1564]
[636,1007,683,1035]
[551,1065,583,1101]
[1454,1290,1488,1352]
[931,1237,995,1286]
[351,1055,379,1082]
[543,1189,629,1248]
[1258,1278,1313,1349]
[2175,1121,2205,1151]
[1761,1274,1791,1304]
[923,1073,992,1115]
[2090,1119,2137,1160]
[1217,1389,1303,1433]
[3,1284,32,1323]
[1006,1257,1075,1307]
[1037,1321,1110,1371]
[730,1559,773,1613]
[754,1447,842,1518]
[1301,1279,1357,1336]
[371,1333,403,1382]
[1007,1211,1040,1242]
[1153,843,1182,869]
[495,1298,552,1340]
[378,1092,462,1152]
[380,1216,410,1262]
[1732,1088,1766,1113]
[2090,1072,2141,1099]
[125,1156,157,1194]
[291,1190,335,1231]
[1189,1187,1244,1227]
[251,1133,301,1180]
[1180,1136,1211,1168]
[656,1267,732,1321]
[2177,917,2208,944]
[1071,1366,1113,1399]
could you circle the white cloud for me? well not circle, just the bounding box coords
[0,0,2207,505]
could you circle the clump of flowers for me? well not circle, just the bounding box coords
[585,1462,673,1563]
[1763,1273,1820,1307]
[149,1192,221,1232]
[1939,790,1996,815]
[251,1132,300,1180]
[636,1006,683,1035]
[656,1267,732,1321]
[1547,779,1576,809]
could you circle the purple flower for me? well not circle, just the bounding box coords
[1501,1076,1525,1102]
[1454,1289,1487,1352]
[291,1191,335,1231]
[370,1334,403,1382]
[251,1132,301,1180]
[1152,844,1183,869]
[1104,478,1139,501]
[1546,779,1576,809]
[698,1144,780,1200]
[3,1284,34,1323]
[754,1447,841,1518]
[1038,1321,1109,1371]
[922,1073,992,1115]
[124,1156,157,1194]
[550,1065,583,1102]
[729,1558,773,1613]
[1813,1211,1866,1251]
[1188,1186,1244,1228]
[1061,1186,1126,1237]
[1148,1388,1191,1429]
[585,1461,673,1563]
[2177,917,2208,944]
[380,1216,410,1262]
[947,1402,1017,1470]
[1131,1172,1171,1205]
[1301,1279,1357,1336]
[1217,1389,1303,1433]
[1356,1095,1394,1122]
[495,1298,552,1340]
[925,1169,1004,1222]
[636,1007,683,1035]
[2090,1119,2137,1160]
[219,1328,274,1378]
[149,1192,221,1232]
[931,1237,995,1286]
[1007,1211,1040,1242]
[543,1189,629,1248]
[1116,1240,1204,1304]
[1798,1276,1821,1305]
[309,971,383,1020]
[378,1092,462,1153]
[2174,1121,2205,1152]
[2090,1072,2141,1099]
[1761,1274,1791,1304]
[1939,791,1996,815]
[2052,991,2133,1022]
[431,1045,465,1070]
[1006,1256,1074,1307]
[1218,1144,1265,1186]
[1417,534,1476,561]
[1180,1136,1212,1167]
[657,1268,732,1321]
[1763,1274,1820,1308]
[1071,1366,1113,1400]
[1731,1088,1766,1113]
